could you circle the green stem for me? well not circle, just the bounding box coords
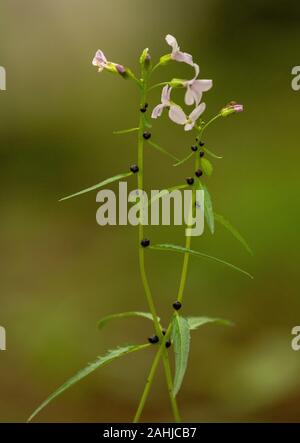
[162,349,181,422]
[133,322,180,423]
[177,130,202,303]
[202,113,222,132]
[133,344,163,423]
[148,81,168,91]
[134,129,205,419]
[134,72,180,423]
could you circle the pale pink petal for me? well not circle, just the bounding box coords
[173,51,193,65]
[234,104,243,112]
[192,88,203,105]
[161,85,171,105]
[151,104,164,119]
[184,122,195,131]
[192,79,213,93]
[168,105,187,125]
[184,87,195,106]
[189,102,206,122]
[165,34,179,53]
[193,63,200,79]
[92,49,107,66]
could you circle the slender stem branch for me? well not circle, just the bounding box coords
[133,70,180,422]
[177,131,202,304]
[202,113,222,132]
[161,350,181,422]
[133,129,205,420]
[148,81,168,91]
[134,322,180,423]
[133,345,163,423]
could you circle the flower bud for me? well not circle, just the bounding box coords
[140,48,151,69]
[116,64,126,76]
[221,103,244,117]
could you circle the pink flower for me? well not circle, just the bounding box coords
[169,102,206,131]
[184,64,213,106]
[92,50,108,72]
[165,35,193,66]
[151,85,190,124]
[92,49,125,74]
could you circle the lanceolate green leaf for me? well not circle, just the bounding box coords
[28,344,150,422]
[171,315,191,396]
[147,140,180,162]
[173,152,194,167]
[113,127,139,135]
[59,172,133,201]
[149,244,253,279]
[98,312,159,329]
[201,157,213,176]
[186,316,233,331]
[214,213,253,255]
[196,180,214,234]
[204,147,223,159]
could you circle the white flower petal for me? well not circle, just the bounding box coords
[184,122,194,131]
[184,87,195,106]
[193,63,200,79]
[173,51,193,65]
[151,104,164,119]
[189,102,206,122]
[189,85,203,105]
[168,105,187,125]
[92,49,107,67]
[192,79,213,93]
[165,34,179,53]
[161,85,171,105]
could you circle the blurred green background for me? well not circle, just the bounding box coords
[0,0,300,423]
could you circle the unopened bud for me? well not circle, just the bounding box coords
[140,48,151,70]
[221,103,244,117]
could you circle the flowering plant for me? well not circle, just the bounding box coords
[29,34,251,423]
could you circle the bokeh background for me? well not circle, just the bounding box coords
[0,0,300,422]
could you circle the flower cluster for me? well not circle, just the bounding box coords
[92,34,243,132]
[151,35,213,131]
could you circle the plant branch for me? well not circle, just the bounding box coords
[133,72,181,423]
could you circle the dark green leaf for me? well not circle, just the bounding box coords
[214,213,253,255]
[197,180,214,234]
[147,140,180,162]
[59,172,133,201]
[186,316,233,330]
[149,244,253,279]
[98,312,159,329]
[201,157,213,176]
[27,344,150,422]
[171,315,191,396]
